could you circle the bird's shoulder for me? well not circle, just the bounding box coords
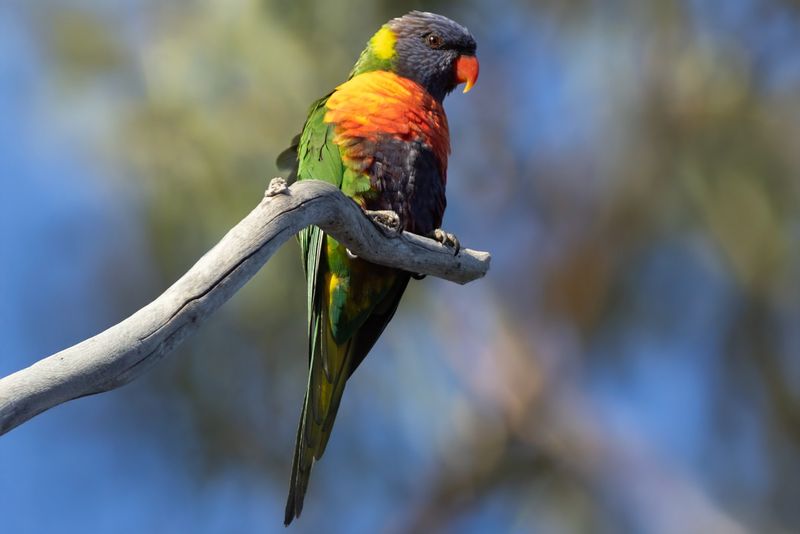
[277,94,344,188]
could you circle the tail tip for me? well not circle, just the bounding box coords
[284,492,303,526]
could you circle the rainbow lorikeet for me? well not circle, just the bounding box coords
[277,11,478,524]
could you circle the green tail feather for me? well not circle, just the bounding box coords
[284,313,355,525]
[284,230,410,525]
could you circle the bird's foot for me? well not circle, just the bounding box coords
[429,228,461,255]
[365,210,402,237]
[264,177,289,197]
[413,228,460,277]
[347,210,401,260]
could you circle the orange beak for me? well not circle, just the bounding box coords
[455,55,479,94]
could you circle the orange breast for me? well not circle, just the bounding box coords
[324,71,450,176]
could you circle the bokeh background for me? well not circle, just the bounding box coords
[2,0,799,532]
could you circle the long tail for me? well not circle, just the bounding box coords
[284,391,314,525]
[285,226,409,525]
[284,305,354,525]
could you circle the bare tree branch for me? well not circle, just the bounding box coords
[0,178,491,436]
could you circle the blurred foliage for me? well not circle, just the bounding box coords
[29,0,800,531]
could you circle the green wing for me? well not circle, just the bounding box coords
[284,97,341,524]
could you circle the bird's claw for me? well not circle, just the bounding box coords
[365,210,402,237]
[264,177,290,197]
[430,228,461,255]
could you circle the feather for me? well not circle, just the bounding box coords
[275,133,301,184]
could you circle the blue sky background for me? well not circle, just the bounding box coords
[1,1,799,532]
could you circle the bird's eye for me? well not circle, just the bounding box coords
[426,34,444,49]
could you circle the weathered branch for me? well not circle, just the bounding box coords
[0,179,490,435]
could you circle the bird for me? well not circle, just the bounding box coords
[277,11,478,525]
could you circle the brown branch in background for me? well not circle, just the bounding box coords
[396,298,750,533]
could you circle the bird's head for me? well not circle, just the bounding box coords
[352,11,479,102]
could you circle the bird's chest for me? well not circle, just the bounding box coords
[323,71,451,234]
[359,138,446,234]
